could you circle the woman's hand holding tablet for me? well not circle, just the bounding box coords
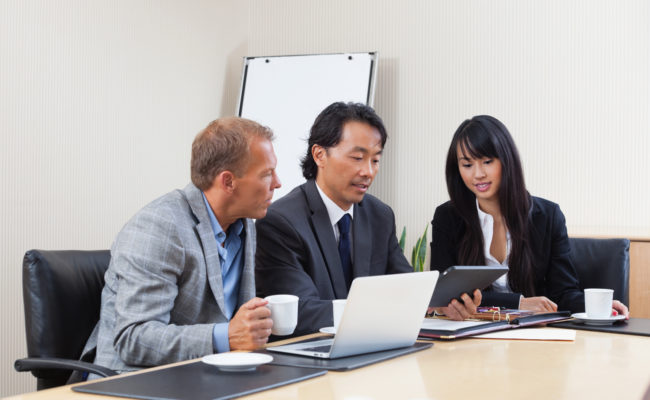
[428,265,508,321]
[429,289,482,320]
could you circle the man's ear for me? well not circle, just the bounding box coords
[215,171,235,193]
[311,145,327,168]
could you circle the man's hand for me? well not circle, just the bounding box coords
[429,289,482,321]
[519,296,557,312]
[228,297,273,351]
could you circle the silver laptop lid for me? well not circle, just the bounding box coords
[328,271,439,358]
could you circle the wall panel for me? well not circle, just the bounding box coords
[0,0,248,395]
[246,0,650,258]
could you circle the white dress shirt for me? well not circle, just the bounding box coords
[315,182,354,257]
[476,200,512,293]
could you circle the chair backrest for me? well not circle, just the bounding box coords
[22,249,110,389]
[569,238,630,305]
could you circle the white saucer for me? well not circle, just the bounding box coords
[319,326,336,334]
[202,353,273,372]
[571,312,626,326]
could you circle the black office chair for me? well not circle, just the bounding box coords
[569,238,630,305]
[14,249,117,390]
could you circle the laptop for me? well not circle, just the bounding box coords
[267,271,439,359]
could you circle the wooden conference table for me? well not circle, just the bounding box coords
[9,329,650,400]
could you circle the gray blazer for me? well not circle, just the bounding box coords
[83,183,256,373]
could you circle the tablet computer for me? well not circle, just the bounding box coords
[429,266,508,307]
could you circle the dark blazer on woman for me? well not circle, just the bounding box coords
[430,196,584,312]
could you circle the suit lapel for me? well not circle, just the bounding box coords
[183,184,227,316]
[304,180,349,298]
[527,197,546,277]
[352,201,371,278]
[238,219,256,306]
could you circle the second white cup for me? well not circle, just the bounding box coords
[332,299,347,331]
[584,288,613,318]
[265,294,299,336]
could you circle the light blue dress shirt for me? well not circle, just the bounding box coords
[202,193,245,353]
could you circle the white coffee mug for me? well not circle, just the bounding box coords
[265,294,299,336]
[332,299,347,331]
[584,288,613,318]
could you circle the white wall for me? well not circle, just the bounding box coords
[246,0,650,249]
[2,0,649,396]
[0,0,248,396]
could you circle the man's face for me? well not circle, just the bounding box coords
[313,120,383,210]
[231,137,282,219]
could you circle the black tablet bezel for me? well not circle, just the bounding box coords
[429,266,508,307]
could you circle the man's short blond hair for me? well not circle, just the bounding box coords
[190,117,274,191]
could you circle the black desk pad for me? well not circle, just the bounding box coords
[73,362,326,400]
[257,342,432,371]
[550,317,650,337]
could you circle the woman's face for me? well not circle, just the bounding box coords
[456,144,502,204]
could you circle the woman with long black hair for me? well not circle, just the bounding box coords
[430,115,628,319]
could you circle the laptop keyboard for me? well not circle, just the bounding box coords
[300,345,332,353]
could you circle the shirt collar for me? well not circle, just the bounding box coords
[315,181,354,227]
[475,199,492,229]
[201,192,244,243]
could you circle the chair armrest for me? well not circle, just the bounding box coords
[14,357,118,378]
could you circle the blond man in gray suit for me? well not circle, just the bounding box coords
[83,117,281,375]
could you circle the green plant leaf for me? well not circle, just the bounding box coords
[411,239,418,269]
[406,224,429,272]
[399,226,406,252]
[418,225,428,270]
[412,245,417,268]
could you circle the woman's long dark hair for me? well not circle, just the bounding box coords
[445,115,535,296]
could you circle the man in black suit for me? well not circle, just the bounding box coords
[255,102,412,335]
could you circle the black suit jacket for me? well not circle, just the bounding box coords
[429,196,584,312]
[256,180,412,335]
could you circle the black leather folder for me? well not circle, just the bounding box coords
[420,311,571,340]
[73,362,326,400]
[550,317,650,337]
[257,342,432,371]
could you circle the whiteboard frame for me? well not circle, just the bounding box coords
[235,52,378,200]
[236,52,377,115]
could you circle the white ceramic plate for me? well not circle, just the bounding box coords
[202,353,273,372]
[319,326,336,335]
[571,312,626,326]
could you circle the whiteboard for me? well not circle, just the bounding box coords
[237,52,377,200]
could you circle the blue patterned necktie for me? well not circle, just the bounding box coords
[337,214,352,289]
